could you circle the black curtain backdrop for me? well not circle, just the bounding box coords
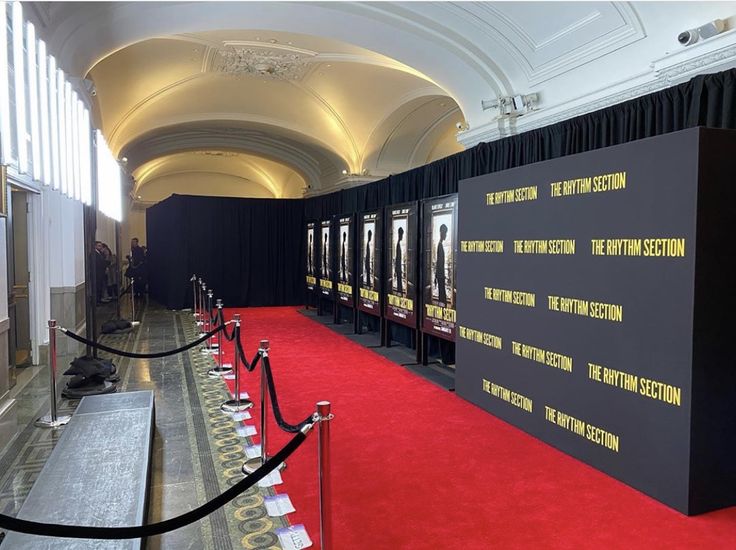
[147,195,304,309]
[148,69,736,309]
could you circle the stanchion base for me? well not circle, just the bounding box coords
[34,415,71,429]
[221,399,254,413]
[242,456,286,475]
[207,367,233,378]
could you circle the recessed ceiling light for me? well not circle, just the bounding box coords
[326,64,331,68]
[269,38,277,43]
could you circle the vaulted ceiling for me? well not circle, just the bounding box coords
[28,1,736,203]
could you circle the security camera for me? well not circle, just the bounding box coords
[678,30,698,46]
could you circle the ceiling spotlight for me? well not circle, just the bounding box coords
[341,169,348,175]
[121,156,128,163]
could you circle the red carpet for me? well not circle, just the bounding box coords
[216,307,736,549]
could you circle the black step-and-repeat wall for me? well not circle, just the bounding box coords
[385,202,418,327]
[422,195,457,340]
[456,128,736,515]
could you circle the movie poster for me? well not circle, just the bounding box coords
[385,202,418,327]
[422,194,457,339]
[337,215,354,306]
[319,219,334,298]
[306,221,318,292]
[358,210,381,314]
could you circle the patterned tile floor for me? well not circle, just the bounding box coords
[0,304,289,549]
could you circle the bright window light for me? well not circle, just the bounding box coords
[71,91,81,200]
[0,1,12,164]
[96,130,122,221]
[49,56,59,189]
[26,21,41,181]
[57,69,67,194]
[38,39,51,185]
[64,80,73,197]
[12,1,27,173]
[81,108,91,205]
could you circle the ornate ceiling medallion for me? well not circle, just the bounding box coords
[216,47,310,80]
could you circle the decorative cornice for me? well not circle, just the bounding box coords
[459,36,736,148]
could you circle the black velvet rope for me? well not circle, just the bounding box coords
[262,354,314,433]
[233,327,312,433]
[60,324,225,359]
[0,429,308,539]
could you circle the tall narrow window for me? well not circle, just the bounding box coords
[49,55,59,188]
[26,21,40,181]
[38,39,51,184]
[12,1,27,173]
[0,1,11,164]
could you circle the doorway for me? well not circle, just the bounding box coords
[6,187,33,387]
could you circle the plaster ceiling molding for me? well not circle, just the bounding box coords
[209,41,318,81]
[445,2,646,87]
[40,1,502,127]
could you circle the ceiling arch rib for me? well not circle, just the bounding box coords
[133,150,308,200]
[120,121,346,191]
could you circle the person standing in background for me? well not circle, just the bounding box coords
[341,231,347,282]
[395,226,404,294]
[365,229,372,288]
[435,224,447,304]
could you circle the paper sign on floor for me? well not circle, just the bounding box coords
[276,525,312,550]
[232,391,249,399]
[245,444,261,458]
[231,411,251,421]
[223,373,235,380]
[257,469,283,488]
[264,494,295,516]
[236,424,257,437]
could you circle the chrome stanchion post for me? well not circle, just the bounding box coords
[221,314,253,412]
[317,401,333,550]
[215,298,223,355]
[191,274,197,318]
[35,320,71,428]
[243,339,285,474]
[130,277,136,322]
[208,299,232,377]
[206,289,213,352]
[197,278,204,327]
[200,283,208,337]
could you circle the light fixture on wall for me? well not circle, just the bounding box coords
[678,19,726,46]
[342,168,370,177]
[482,93,539,119]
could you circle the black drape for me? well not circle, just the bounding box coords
[148,69,736,309]
[305,68,736,218]
[147,195,304,309]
